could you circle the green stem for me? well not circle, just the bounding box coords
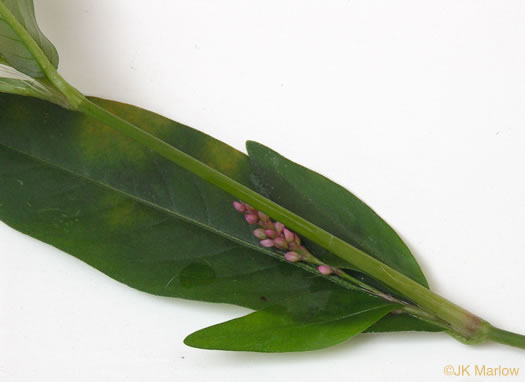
[488,326,525,349]
[77,98,483,340]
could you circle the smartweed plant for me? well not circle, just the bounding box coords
[0,1,524,352]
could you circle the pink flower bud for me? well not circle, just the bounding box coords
[261,221,273,230]
[260,239,274,248]
[253,228,267,239]
[273,237,289,250]
[258,211,269,222]
[264,229,278,239]
[245,214,259,225]
[285,252,301,262]
[294,234,301,245]
[317,265,333,275]
[283,228,294,243]
[233,201,246,213]
[274,222,285,233]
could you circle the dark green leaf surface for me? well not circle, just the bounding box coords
[0,94,341,309]
[0,0,59,77]
[184,290,398,352]
[0,94,438,337]
[247,141,429,287]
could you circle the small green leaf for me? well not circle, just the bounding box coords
[184,290,398,352]
[0,0,59,77]
[246,141,429,287]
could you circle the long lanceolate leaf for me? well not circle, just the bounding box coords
[0,94,441,352]
[0,0,58,77]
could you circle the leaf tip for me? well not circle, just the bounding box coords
[183,331,206,349]
[245,140,268,157]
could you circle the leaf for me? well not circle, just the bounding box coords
[0,93,437,336]
[184,290,398,352]
[0,0,59,77]
[246,141,429,288]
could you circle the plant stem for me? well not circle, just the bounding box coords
[487,326,525,349]
[77,98,486,341]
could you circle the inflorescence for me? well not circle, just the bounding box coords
[233,201,342,276]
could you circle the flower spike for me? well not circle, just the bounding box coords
[233,201,343,275]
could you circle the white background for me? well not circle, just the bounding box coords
[1,0,525,380]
